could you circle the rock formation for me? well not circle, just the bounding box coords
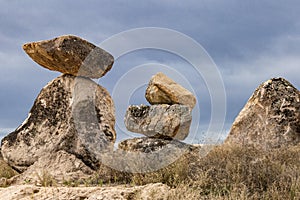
[125,104,192,140]
[145,72,196,109]
[1,75,115,172]
[124,72,196,141]
[225,77,300,149]
[23,35,114,78]
[119,72,196,172]
[0,35,116,184]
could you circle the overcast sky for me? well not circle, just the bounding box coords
[0,0,299,143]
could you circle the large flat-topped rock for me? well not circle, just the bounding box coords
[145,72,196,109]
[23,35,114,78]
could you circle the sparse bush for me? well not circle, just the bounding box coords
[36,170,56,187]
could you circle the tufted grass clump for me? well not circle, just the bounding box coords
[0,158,18,187]
[163,144,300,199]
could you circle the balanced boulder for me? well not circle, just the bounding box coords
[225,77,300,149]
[124,104,192,140]
[145,72,196,109]
[0,74,116,172]
[23,35,114,78]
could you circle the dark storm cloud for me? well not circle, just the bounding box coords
[0,0,299,141]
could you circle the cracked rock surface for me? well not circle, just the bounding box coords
[124,104,192,140]
[0,74,115,173]
[225,77,300,149]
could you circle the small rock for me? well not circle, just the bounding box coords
[1,74,116,172]
[225,77,300,149]
[124,104,192,140]
[145,72,196,109]
[114,137,201,173]
[23,35,114,78]
[118,137,193,153]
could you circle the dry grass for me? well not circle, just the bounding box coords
[0,160,17,179]
[0,158,18,187]
[143,144,300,199]
[62,143,300,199]
[194,144,300,199]
[1,143,300,199]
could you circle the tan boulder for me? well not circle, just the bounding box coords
[23,35,114,78]
[225,77,300,149]
[145,72,196,109]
